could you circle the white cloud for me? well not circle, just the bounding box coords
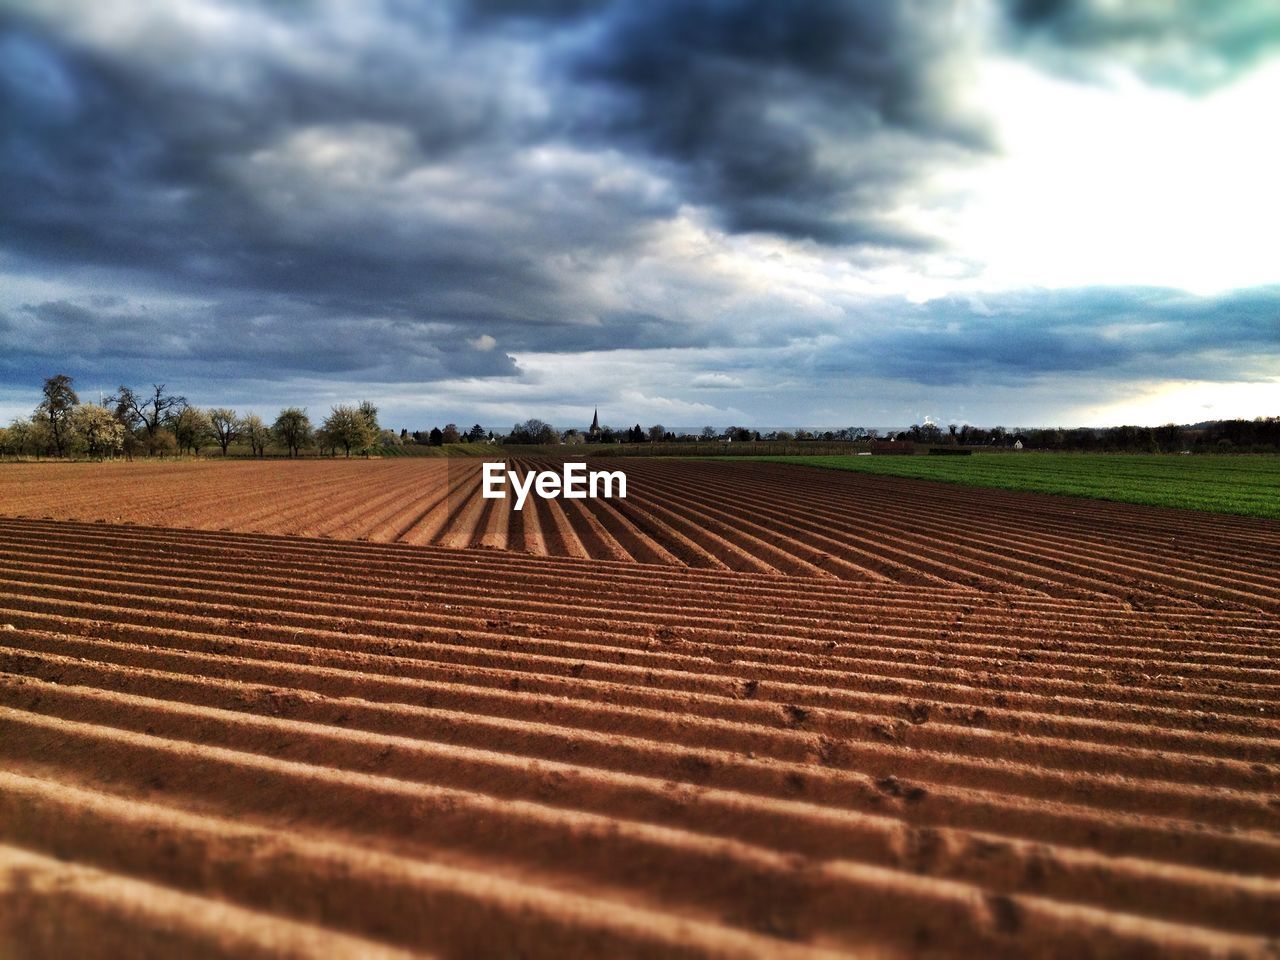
[691,372,743,388]
[918,57,1280,296]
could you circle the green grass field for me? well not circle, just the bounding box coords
[725,453,1280,520]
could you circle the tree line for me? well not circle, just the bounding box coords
[891,419,1280,452]
[0,376,399,460]
[4,374,1275,460]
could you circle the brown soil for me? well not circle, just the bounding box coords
[0,458,1277,957]
[1,457,1278,612]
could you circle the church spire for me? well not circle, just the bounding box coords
[589,408,601,437]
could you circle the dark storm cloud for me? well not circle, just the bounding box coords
[563,0,987,245]
[461,0,607,24]
[0,295,522,409]
[0,8,557,290]
[0,0,993,395]
[999,0,1280,91]
[822,286,1280,386]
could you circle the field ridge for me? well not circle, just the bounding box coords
[0,514,1276,957]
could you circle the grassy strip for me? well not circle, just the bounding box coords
[376,443,504,458]
[715,453,1280,520]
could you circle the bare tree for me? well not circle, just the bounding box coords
[111,384,187,444]
[207,408,240,456]
[36,374,79,457]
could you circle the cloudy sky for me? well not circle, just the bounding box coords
[2,0,1278,431]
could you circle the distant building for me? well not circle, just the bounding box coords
[588,408,601,440]
[1013,439,1024,450]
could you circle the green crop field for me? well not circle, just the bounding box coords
[725,453,1280,519]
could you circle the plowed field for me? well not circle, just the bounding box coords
[2,458,1278,611]
[0,458,1277,958]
